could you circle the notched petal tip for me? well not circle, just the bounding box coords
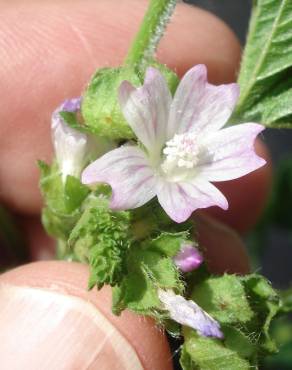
[186,64,208,79]
[144,66,165,83]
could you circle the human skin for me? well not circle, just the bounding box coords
[0,0,271,369]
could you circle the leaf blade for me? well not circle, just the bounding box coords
[234,0,292,127]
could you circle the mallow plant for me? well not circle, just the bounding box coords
[38,1,292,369]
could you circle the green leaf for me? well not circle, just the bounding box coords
[181,328,251,370]
[181,274,281,369]
[234,0,292,127]
[191,274,255,325]
[261,86,292,124]
[69,196,131,288]
[115,271,160,314]
[112,232,187,316]
[223,326,257,359]
[147,231,189,257]
[242,274,281,354]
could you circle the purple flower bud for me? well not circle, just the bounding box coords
[61,97,82,112]
[51,97,89,182]
[158,289,223,339]
[51,97,115,183]
[174,243,203,272]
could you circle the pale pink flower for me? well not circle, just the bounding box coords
[82,65,266,223]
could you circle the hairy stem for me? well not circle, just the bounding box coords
[125,0,178,67]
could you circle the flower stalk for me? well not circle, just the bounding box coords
[125,0,178,68]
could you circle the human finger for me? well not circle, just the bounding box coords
[0,0,241,214]
[0,261,173,370]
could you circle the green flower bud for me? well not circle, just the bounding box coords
[81,63,179,141]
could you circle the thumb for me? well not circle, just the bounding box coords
[0,261,172,370]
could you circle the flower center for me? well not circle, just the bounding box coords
[161,132,200,177]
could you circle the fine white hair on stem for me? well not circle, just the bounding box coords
[142,0,178,65]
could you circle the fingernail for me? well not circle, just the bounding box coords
[0,284,144,370]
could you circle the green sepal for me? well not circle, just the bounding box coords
[69,195,131,288]
[59,111,90,134]
[38,160,89,214]
[181,328,251,370]
[131,198,193,241]
[64,175,90,213]
[41,207,78,241]
[81,66,142,140]
[38,160,89,243]
[112,232,188,316]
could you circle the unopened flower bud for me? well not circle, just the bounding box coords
[81,64,179,140]
[51,97,90,182]
[173,243,203,273]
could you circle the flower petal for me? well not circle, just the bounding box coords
[61,97,82,112]
[157,179,228,223]
[174,243,203,272]
[158,289,223,339]
[82,146,157,210]
[51,98,88,181]
[197,123,266,181]
[118,67,171,153]
[168,65,239,137]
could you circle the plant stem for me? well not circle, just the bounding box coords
[125,0,177,67]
